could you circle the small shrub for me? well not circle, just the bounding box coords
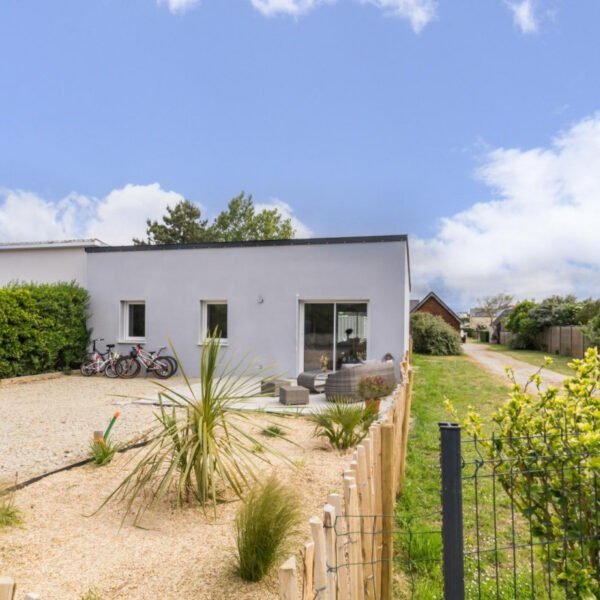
[90,411,121,466]
[308,402,377,450]
[0,481,22,530]
[235,475,302,582]
[90,439,119,466]
[358,375,394,399]
[261,424,286,438]
[80,589,102,600]
[410,313,462,355]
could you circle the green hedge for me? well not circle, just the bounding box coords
[410,312,463,356]
[0,282,90,378]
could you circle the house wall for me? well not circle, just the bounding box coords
[0,247,88,287]
[86,240,410,376]
[414,297,461,331]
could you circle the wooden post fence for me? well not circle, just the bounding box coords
[279,353,414,600]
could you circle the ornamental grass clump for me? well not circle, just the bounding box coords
[0,481,22,530]
[308,400,377,451]
[99,336,290,521]
[451,347,600,599]
[90,411,121,466]
[235,474,302,582]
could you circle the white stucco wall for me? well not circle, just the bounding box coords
[86,239,411,376]
[0,247,89,287]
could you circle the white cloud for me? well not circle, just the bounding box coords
[0,185,312,245]
[158,0,200,14]
[360,0,437,33]
[0,183,184,245]
[249,0,328,17]
[254,199,313,237]
[506,0,538,34]
[158,0,436,31]
[412,113,600,306]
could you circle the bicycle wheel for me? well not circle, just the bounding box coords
[104,361,119,378]
[152,357,174,379]
[80,358,97,376]
[162,356,179,375]
[117,356,141,378]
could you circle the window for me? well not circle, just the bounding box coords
[201,301,228,342]
[121,301,146,341]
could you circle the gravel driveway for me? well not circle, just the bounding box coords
[463,342,566,389]
[0,374,195,481]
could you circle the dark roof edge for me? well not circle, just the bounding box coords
[411,291,461,323]
[85,234,408,253]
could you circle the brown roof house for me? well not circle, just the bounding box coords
[410,291,462,332]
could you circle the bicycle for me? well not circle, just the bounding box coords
[116,344,176,379]
[80,338,120,378]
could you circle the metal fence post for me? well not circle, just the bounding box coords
[439,423,465,600]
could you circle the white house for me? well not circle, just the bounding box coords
[0,235,411,377]
[0,239,106,287]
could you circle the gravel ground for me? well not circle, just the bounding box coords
[0,373,197,481]
[463,342,566,389]
[0,411,347,599]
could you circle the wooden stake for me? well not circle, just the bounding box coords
[328,493,350,600]
[0,578,15,600]
[380,424,395,600]
[398,368,414,496]
[279,557,299,600]
[323,504,338,599]
[302,542,315,600]
[343,477,365,600]
[310,516,328,600]
[356,444,376,598]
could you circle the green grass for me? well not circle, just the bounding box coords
[395,354,552,599]
[486,344,574,376]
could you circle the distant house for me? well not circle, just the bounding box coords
[468,307,492,330]
[490,307,513,343]
[410,291,462,332]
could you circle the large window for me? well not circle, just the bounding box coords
[121,301,146,341]
[303,302,367,371]
[201,301,228,342]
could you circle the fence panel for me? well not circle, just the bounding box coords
[442,425,600,600]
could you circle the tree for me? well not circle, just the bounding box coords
[133,200,208,245]
[206,192,294,242]
[528,295,580,327]
[577,298,600,325]
[504,299,539,349]
[476,293,514,323]
[133,193,295,245]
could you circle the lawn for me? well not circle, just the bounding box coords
[395,353,548,599]
[486,343,574,376]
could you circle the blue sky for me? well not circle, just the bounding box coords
[1,0,599,308]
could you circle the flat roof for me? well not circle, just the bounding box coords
[85,234,408,253]
[0,239,107,251]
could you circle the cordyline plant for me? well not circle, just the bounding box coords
[98,335,291,521]
[450,347,599,599]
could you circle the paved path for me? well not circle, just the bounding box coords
[463,342,567,390]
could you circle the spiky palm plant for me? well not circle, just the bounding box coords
[308,400,377,450]
[100,335,291,520]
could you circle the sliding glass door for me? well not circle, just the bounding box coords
[303,302,368,372]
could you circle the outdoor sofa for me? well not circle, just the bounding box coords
[323,362,398,403]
